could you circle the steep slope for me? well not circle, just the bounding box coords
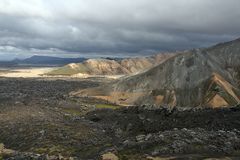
[119,53,175,74]
[202,73,240,108]
[205,38,240,87]
[120,57,153,73]
[72,38,240,108]
[47,53,175,76]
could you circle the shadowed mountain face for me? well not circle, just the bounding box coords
[72,38,240,108]
[47,53,175,76]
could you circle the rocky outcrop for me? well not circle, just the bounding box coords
[0,144,75,160]
[125,128,240,156]
[0,143,15,157]
[202,73,240,108]
[72,38,240,108]
[101,152,119,160]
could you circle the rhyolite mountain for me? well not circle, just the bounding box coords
[47,53,175,76]
[72,38,240,108]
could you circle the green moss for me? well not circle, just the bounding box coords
[62,108,83,116]
[46,64,90,76]
[34,145,76,156]
[95,104,120,110]
[34,147,48,154]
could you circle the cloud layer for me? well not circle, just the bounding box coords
[0,0,240,59]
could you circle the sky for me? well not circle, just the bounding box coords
[0,0,240,60]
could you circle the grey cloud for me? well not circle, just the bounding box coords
[0,0,240,59]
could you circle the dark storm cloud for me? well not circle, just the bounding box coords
[0,0,240,59]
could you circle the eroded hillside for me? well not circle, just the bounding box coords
[47,53,175,76]
[72,38,240,108]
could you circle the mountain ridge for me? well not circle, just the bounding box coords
[0,55,87,66]
[72,38,240,108]
[15,55,87,65]
[47,53,176,76]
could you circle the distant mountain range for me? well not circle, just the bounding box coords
[0,55,87,67]
[72,38,240,108]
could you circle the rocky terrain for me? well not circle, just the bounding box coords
[73,38,240,108]
[0,78,240,159]
[47,53,175,76]
[1,38,240,159]
[0,78,107,159]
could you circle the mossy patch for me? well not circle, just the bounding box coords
[46,64,90,76]
[62,108,83,116]
[95,104,120,110]
[34,145,76,156]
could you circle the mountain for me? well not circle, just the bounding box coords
[47,53,175,76]
[72,38,240,108]
[0,61,18,67]
[202,73,240,108]
[205,38,240,88]
[13,55,87,66]
[119,54,175,73]
[47,59,130,76]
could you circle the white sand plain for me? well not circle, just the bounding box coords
[0,67,124,79]
[0,68,56,78]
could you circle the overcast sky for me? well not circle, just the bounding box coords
[0,0,240,60]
